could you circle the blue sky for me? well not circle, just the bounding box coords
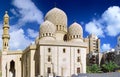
[0,0,120,51]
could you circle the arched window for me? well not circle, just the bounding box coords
[73,35,75,38]
[60,25,62,30]
[63,48,66,53]
[9,60,15,77]
[5,42,6,46]
[46,33,48,36]
[77,35,78,38]
[48,48,51,53]
[63,34,67,41]
[56,25,59,30]
[77,49,80,54]
[43,34,44,36]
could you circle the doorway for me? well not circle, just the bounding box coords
[9,60,15,77]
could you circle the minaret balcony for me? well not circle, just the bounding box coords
[2,34,10,39]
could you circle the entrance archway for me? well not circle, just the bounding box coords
[9,60,15,77]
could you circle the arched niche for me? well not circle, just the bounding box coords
[9,60,15,77]
[63,34,67,41]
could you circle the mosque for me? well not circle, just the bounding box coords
[2,7,88,77]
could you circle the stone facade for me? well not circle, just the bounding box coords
[2,8,87,77]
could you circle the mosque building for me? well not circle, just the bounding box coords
[1,7,100,77]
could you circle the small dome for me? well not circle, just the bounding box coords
[40,20,56,38]
[45,7,67,32]
[68,22,83,40]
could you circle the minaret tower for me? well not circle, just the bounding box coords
[2,11,10,51]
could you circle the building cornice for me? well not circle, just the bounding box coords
[39,40,87,48]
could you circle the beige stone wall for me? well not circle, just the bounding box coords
[38,41,87,77]
[2,51,22,77]
[21,45,36,77]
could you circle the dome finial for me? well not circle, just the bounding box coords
[4,11,9,18]
[5,11,8,14]
[54,2,57,7]
[73,19,76,23]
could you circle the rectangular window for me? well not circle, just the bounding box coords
[47,67,51,73]
[77,68,80,73]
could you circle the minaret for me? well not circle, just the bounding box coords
[2,11,10,51]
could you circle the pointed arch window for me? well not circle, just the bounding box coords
[9,60,15,77]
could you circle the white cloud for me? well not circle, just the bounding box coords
[85,6,120,37]
[101,43,111,52]
[0,22,33,50]
[85,20,104,37]
[27,28,38,38]
[7,0,43,50]
[9,28,33,50]
[10,9,19,17]
[102,6,120,36]
[11,0,44,26]
[0,0,43,50]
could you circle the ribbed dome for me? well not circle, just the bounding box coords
[68,22,83,40]
[40,20,56,38]
[45,7,67,32]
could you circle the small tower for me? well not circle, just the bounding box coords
[2,11,10,51]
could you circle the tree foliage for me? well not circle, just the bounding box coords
[102,61,119,72]
[87,64,102,73]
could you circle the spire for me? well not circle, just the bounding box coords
[4,11,9,25]
[2,11,10,51]
[54,2,57,7]
[5,11,8,14]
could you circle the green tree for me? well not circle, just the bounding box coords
[87,64,102,73]
[102,61,119,72]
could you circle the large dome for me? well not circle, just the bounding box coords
[68,22,83,40]
[45,7,67,32]
[40,20,56,38]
